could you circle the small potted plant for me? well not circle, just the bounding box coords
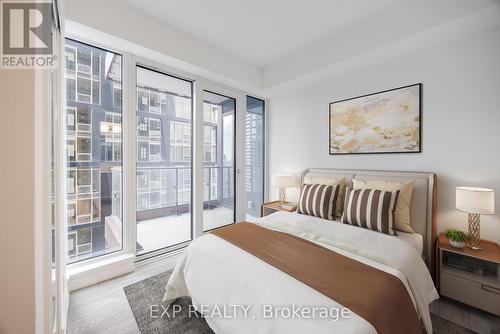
[445,229,469,249]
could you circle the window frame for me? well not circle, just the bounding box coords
[245,96,266,220]
[201,90,238,232]
[134,64,195,259]
[64,38,124,265]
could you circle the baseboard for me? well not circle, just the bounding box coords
[67,253,135,291]
[136,247,185,269]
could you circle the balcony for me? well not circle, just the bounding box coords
[133,166,235,255]
[136,206,233,254]
[70,163,261,262]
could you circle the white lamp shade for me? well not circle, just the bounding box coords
[456,187,495,214]
[272,174,295,188]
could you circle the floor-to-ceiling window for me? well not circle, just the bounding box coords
[61,38,266,265]
[245,96,265,219]
[136,66,193,255]
[202,91,236,231]
[64,39,123,263]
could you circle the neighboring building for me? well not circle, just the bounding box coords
[64,39,123,262]
[135,82,194,221]
[245,97,265,218]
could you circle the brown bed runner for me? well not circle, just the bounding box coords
[212,222,421,334]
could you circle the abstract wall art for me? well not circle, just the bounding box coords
[329,84,421,155]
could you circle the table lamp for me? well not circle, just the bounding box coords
[272,174,295,206]
[456,187,495,250]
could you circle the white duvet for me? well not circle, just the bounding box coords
[163,211,439,334]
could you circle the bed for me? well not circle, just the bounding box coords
[163,169,439,334]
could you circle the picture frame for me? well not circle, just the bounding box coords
[329,83,422,155]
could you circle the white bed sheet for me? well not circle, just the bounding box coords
[164,211,438,334]
[396,230,424,256]
[326,215,424,256]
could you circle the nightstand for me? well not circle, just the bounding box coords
[261,201,296,217]
[437,233,500,316]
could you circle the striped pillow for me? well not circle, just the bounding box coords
[297,184,340,220]
[341,188,399,235]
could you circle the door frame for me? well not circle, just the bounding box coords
[197,82,245,237]
[201,89,239,233]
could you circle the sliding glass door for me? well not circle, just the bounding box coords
[136,66,193,255]
[245,96,265,220]
[202,91,236,231]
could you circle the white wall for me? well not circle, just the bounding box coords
[0,71,37,334]
[263,0,498,88]
[65,0,263,91]
[268,21,500,242]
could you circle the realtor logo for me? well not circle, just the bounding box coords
[1,1,56,69]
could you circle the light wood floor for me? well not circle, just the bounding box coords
[67,256,500,334]
[67,254,179,334]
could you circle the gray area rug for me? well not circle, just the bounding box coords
[123,270,213,334]
[431,314,478,334]
[124,271,477,334]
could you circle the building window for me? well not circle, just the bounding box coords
[137,88,149,112]
[67,202,76,225]
[149,118,161,138]
[149,142,161,161]
[77,48,91,72]
[68,232,76,257]
[77,107,91,132]
[65,43,101,105]
[76,228,92,255]
[203,103,219,123]
[102,112,122,162]
[65,46,76,71]
[203,126,217,163]
[66,107,76,131]
[170,121,191,163]
[66,77,76,101]
[149,91,162,114]
[113,83,122,108]
[174,96,191,119]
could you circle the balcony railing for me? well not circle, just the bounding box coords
[125,165,234,221]
[111,164,263,222]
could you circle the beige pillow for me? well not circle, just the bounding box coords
[304,176,345,219]
[352,179,414,233]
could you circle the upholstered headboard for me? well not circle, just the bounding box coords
[301,168,437,274]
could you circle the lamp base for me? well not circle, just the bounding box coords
[466,213,482,250]
[279,188,287,206]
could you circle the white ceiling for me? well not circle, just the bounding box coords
[120,0,401,67]
[68,0,498,93]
